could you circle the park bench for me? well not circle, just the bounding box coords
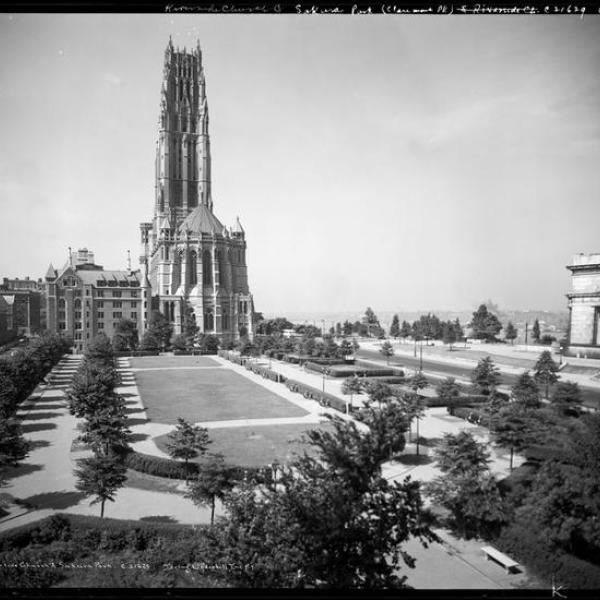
[481,545,520,573]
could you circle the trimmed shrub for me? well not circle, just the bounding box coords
[284,378,353,414]
[121,449,199,479]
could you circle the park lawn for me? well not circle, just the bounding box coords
[154,421,332,468]
[135,368,308,423]
[130,356,221,369]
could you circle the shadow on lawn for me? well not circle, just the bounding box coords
[396,454,433,466]
[125,407,146,415]
[21,422,57,434]
[129,432,149,443]
[20,411,62,421]
[22,491,86,510]
[119,393,139,398]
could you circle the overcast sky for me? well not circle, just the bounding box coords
[0,15,598,314]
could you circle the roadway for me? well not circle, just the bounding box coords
[357,348,600,409]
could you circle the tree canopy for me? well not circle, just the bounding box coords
[469,304,502,342]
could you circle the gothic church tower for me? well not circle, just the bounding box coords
[140,38,254,343]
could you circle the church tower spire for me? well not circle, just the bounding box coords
[156,39,212,224]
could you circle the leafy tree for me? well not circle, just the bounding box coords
[363,307,381,337]
[166,418,212,479]
[453,318,464,343]
[341,376,362,413]
[399,320,412,340]
[534,350,560,400]
[199,334,220,355]
[398,392,426,455]
[0,418,30,467]
[171,333,187,351]
[469,304,502,342]
[214,415,435,588]
[389,314,400,338]
[511,371,540,408]
[335,322,342,336]
[409,371,429,393]
[182,302,199,345]
[74,454,127,518]
[532,318,541,343]
[67,360,121,419]
[551,380,582,416]
[86,333,115,365]
[426,431,507,538]
[470,356,501,396]
[112,319,138,352]
[139,330,160,351]
[364,380,393,408]
[0,371,18,419]
[338,338,354,359]
[504,321,518,344]
[146,310,173,350]
[435,377,461,415]
[442,321,457,349]
[489,404,539,471]
[185,454,237,525]
[379,340,394,364]
[342,320,353,336]
[78,402,131,455]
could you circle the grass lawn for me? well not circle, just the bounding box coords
[154,421,332,468]
[130,356,221,369]
[136,367,308,423]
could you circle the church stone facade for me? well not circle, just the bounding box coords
[566,253,600,358]
[140,39,254,344]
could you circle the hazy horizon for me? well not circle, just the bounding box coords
[1,15,598,314]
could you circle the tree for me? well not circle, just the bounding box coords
[532,318,541,343]
[442,321,457,350]
[363,307,381,337]
[379,340,394,364]
[171,333,187,351]
[112,319,138,352]
[389,314,400,338]
[409,371,429,393]
[78,402,131,455]
[215,415,435,588]
[469,304,502,342]
[533,350,560,400]
[140,330,160,351]
[338,338,354,360]
[364,380,393,408]
[425,431,507,538]
[67,360,121,419]
[399,392,426,456]
[185,454,237,525]
[146,310,173,350]
[199,334,220,355]
[342,320,353,336]
[399,320,412,341]
[551,380,582,416]
[182,302,199,346]
[436,377,461,416]
[470,356,501,396]
[86,333,115,365]
[341,376,362,413]
[74,454,127,518]
[504,321,518,345]
[0,371,18,419]
[0,418,30,467]
[511,371,540,408]
[453,318,464,344]
[489,404,539,471]
[166,418,211,478]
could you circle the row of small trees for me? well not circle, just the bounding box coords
[68,334,130,518]
[1,333,72,503]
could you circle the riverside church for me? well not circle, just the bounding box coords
[140,38,254,343]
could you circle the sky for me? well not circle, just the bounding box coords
[0,14,599,315]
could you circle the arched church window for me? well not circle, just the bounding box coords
[222,310,229,330]
[204,308,214,331]
[74,299,81,309]
[189,251,197,286]
[202,250,212,285]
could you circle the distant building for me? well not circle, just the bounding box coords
[139,38,254,345]
[0,276,43,336]
[566,253,600,358]
[44,248,148,353]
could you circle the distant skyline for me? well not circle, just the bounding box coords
[1,15,599,314]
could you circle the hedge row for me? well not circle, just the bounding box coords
[452,406,491,426]
[304,361,397,379]
[285,378,352,414]
[114,350,160,357]
[244,361,287,383]
[173,350,210,356]
[496,523,600,589]
[218,350,246,365]
[122,449,199,479]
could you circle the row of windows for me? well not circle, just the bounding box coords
[96,280,139,288]
[58,297,142,308]
[58,312,139,330]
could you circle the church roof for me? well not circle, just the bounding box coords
[233,216,245,234]
[178,204,226,236]
[45,263,56,279]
